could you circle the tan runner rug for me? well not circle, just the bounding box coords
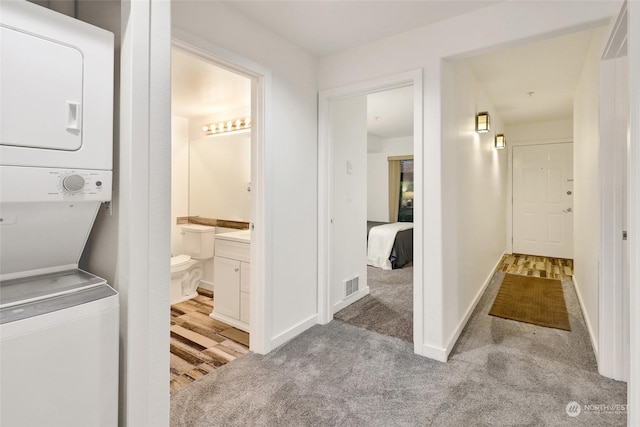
[489,273,571,331]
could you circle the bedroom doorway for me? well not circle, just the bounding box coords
[332,86,415,342]
[318,70,424,352]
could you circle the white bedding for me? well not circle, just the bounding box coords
[367,222,414,270]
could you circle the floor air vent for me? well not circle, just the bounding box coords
[345,276,359,297]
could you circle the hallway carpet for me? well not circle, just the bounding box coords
[170,272,626,426]
[334,265,412,342]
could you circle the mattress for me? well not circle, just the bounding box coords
[366,221,413,269]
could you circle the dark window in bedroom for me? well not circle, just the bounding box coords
[398,159,414,222]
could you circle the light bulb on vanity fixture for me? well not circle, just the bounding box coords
[475,111,490,133]
[202,117,252,136]
[495,133,506,149]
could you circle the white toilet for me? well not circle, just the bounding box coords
[170,224,216,305]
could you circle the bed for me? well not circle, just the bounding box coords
[367,221,413,269]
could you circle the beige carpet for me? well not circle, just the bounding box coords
[489,273,571,331]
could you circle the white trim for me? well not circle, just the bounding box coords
[198,280,214,292]
[572,276,599,358]
[506,139,573,254]
[331,286,370,313]
[627,1,640,425]
[420,343,448,363]
[269,314,318,350]
[598,54,628,382]
[171,29,272,354]
[317,69,424,356]
[444,252,504,358]
[117,1,172,425]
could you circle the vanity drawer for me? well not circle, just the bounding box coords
[215,239,250,262]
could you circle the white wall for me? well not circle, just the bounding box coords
[318,1,619,360]
[573,26,608,356]
[173,1,319,347]
[330,95,368,310]
[367,136,413,222]
[441,59,508,350]
[80,1,172,425]
[189,132,251,222]
[171,115,189,256]
[506,119,573,143]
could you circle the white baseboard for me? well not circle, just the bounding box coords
[332,286,370,314]
[443,252,505,359]
[572,276,599,358]
[198,280,213,292]
[269,314,318,350]
[419,343,448,362]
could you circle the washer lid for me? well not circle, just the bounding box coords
[0,269,106,309]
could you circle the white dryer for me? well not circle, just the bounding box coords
[0,0,114,280]
[1,0,113,170]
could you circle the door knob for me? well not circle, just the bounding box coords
[563,208,572,213]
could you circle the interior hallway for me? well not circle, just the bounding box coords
[171,262,625,425]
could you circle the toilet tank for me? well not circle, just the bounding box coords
[182,224,216,259]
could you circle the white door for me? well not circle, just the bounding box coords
[512,143,573,258]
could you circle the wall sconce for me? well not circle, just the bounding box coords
[475,111,490,133]
[202,117,251,136]
[495,133,506,149]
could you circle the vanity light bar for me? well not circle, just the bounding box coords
[202,117,251,135]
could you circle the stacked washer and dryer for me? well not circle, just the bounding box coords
[0,2,118,426]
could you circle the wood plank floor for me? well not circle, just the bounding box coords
[170,288,250,393]
[497,253,573,281]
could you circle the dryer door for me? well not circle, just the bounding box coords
[1,27,83,151]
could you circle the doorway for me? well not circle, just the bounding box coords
[330,86,415,342]
[317,70,424,352]
[168,38,268,391]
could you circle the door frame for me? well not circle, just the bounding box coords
[172,29,271,354]
[628,2,640,423]
[318,69,424,354]
[506,139,573,255]
[599,1,630,383]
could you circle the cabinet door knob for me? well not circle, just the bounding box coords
[234,268,239,272]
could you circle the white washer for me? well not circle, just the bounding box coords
[0,270,119,427]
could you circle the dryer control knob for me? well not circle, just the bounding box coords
[63,174,85,192]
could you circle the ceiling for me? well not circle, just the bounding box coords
[224,0,500,56]
[367,86,413,139]
[467,27,599,125]
[172,3,605,132]
[171,47,250,118]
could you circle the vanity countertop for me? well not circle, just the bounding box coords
[215,229,251,244]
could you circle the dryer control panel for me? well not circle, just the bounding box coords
[0,166,112,203]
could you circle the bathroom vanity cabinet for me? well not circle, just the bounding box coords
[210,231,250,332]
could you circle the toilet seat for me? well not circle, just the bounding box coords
[171,254,191,268]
